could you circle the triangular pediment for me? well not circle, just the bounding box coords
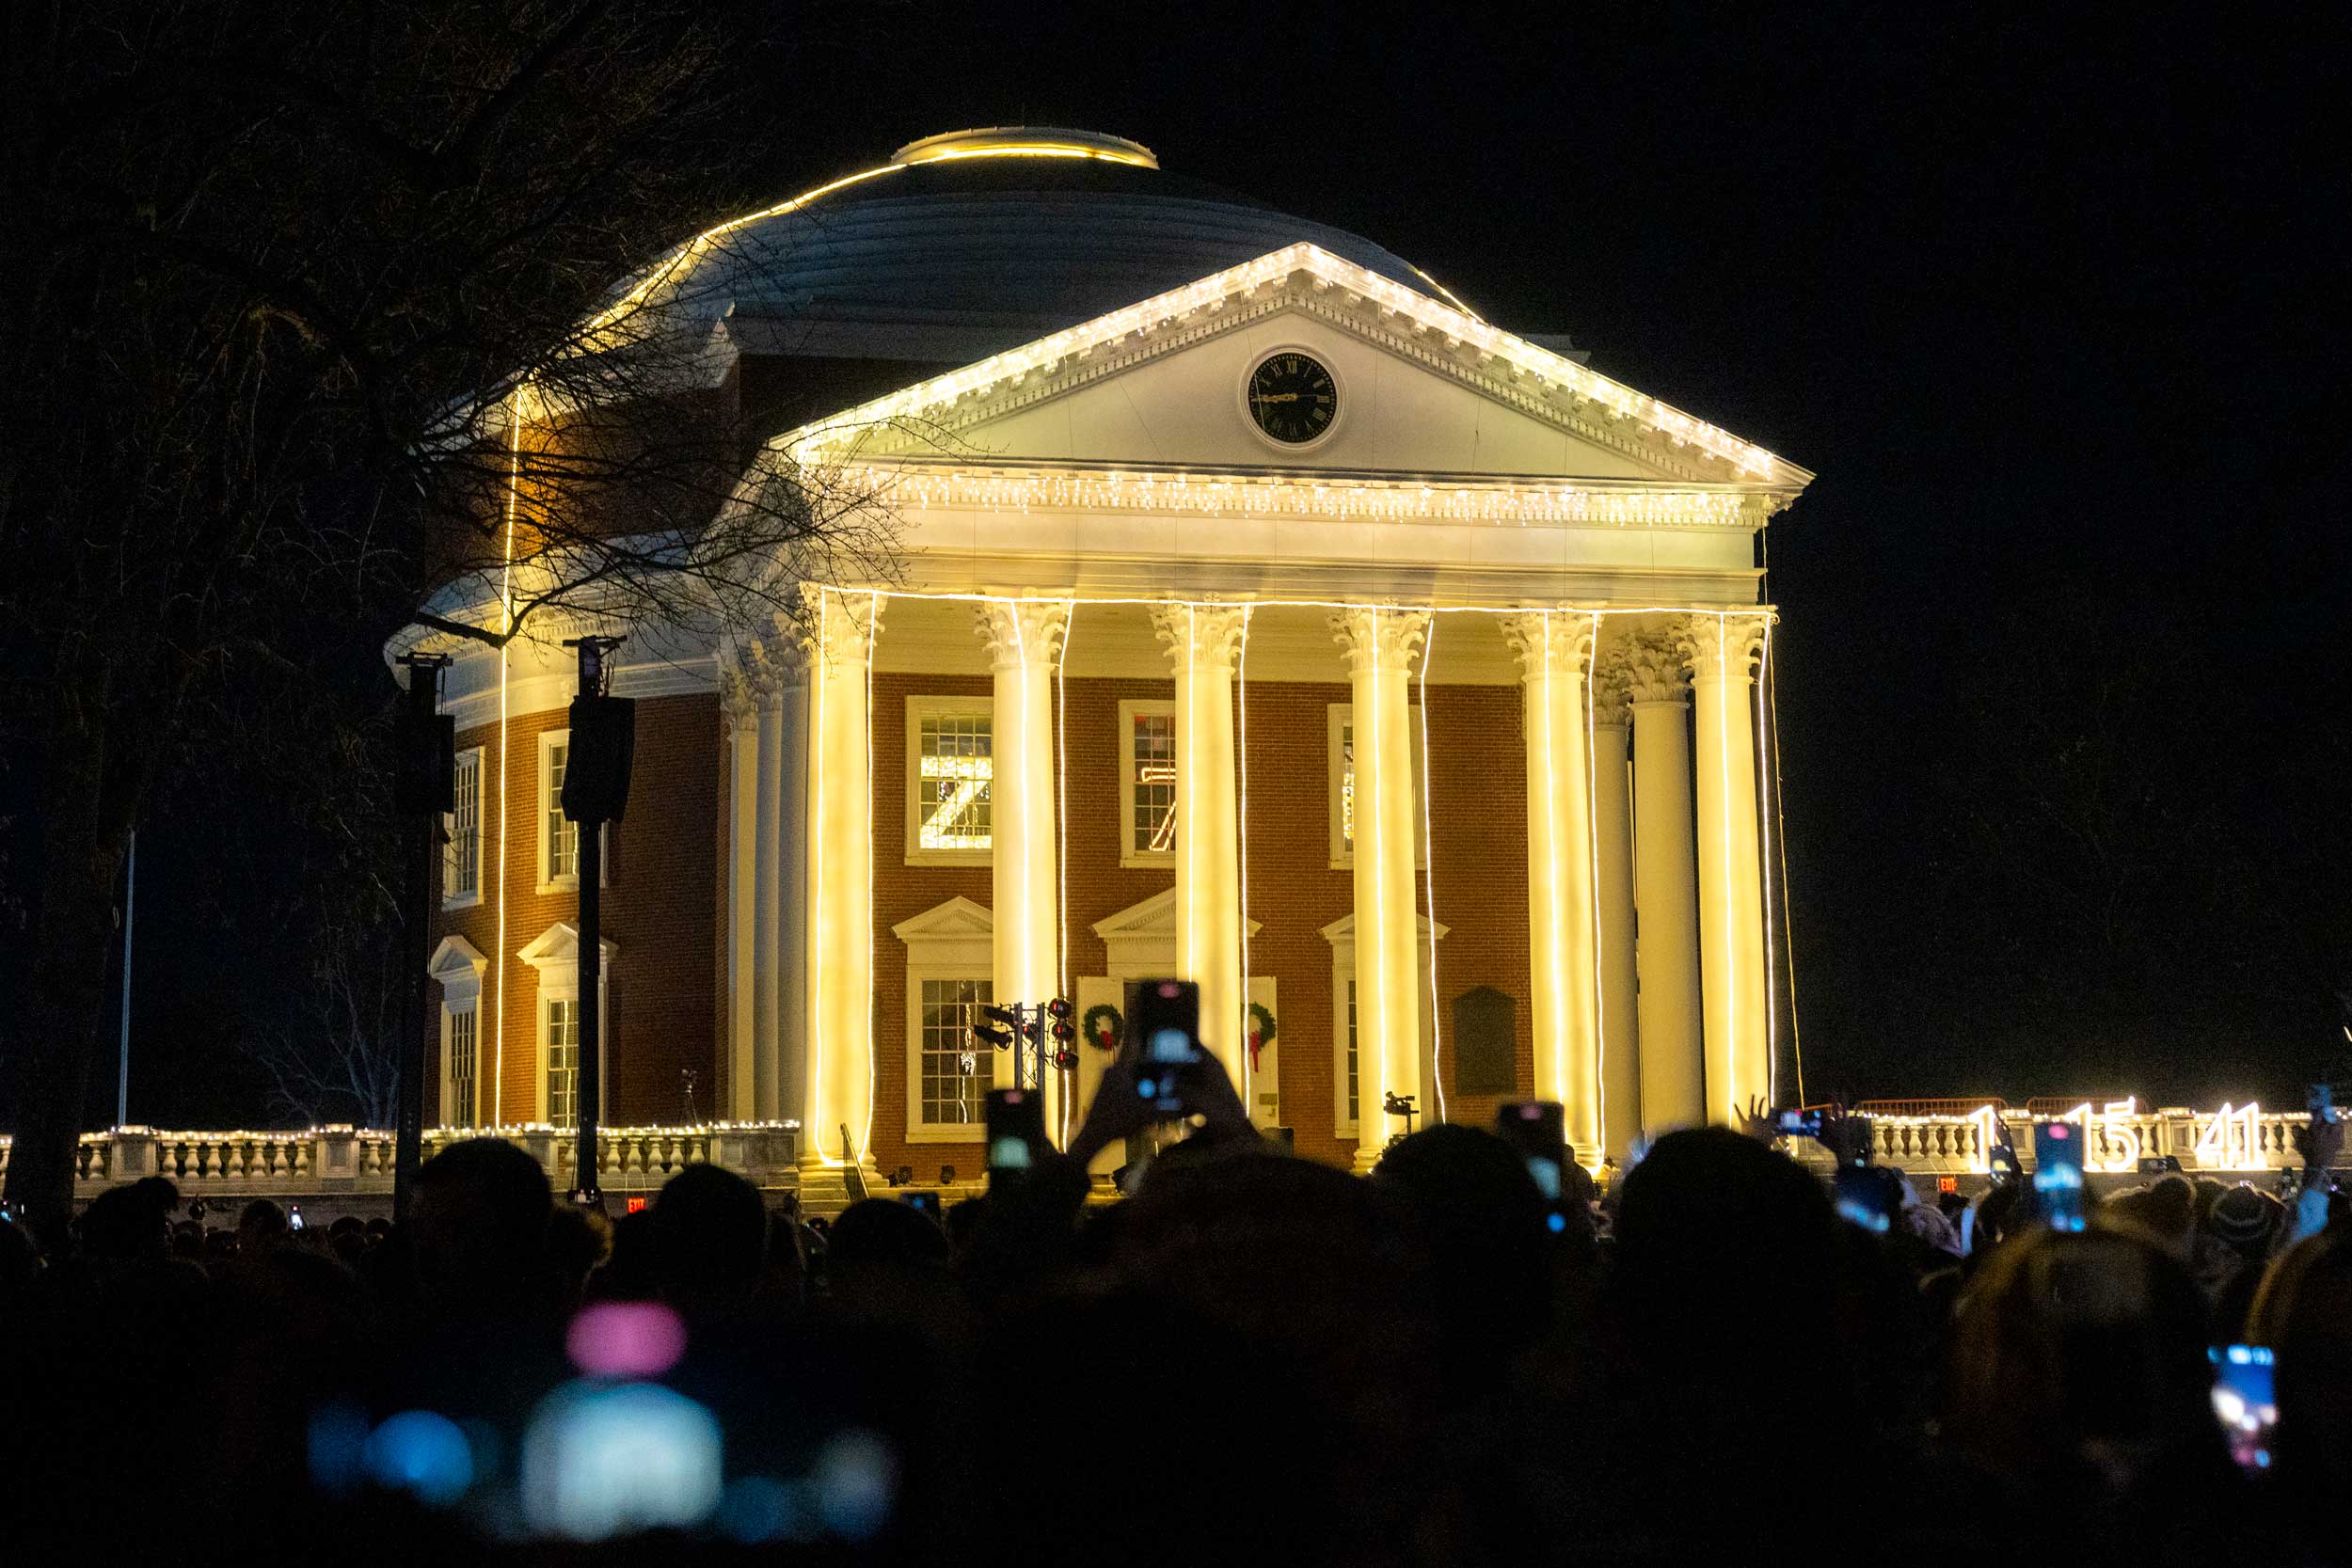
[516,921,619,971]
[1090,888,1263,942]
[1319,911,1451,945]
[781,244,1807,492]
[893,895,994,942]
[428,935,487,988]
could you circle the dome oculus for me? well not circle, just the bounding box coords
[1246,351,1338,445]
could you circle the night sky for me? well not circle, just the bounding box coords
[110,3,2349,1124]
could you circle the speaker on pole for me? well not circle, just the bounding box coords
[562,693,636,823]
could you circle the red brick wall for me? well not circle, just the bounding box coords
[428,692,721,1129]
[864,673,1534,1175]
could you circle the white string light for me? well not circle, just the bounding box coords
[1766,622,1806,1105]
[1417,611,1445,1124]
[809,591,829,1164]
[1757,622,1778,1109]
[492,395,523,1126]
[862,592,880,1168]
[1056,599,1073,1145]
[1585,610,1606,1158]
[1238,606,1254,1118]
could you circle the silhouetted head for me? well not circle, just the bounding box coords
[652,1164,770,1317]
[80,1182,169,1262]
[827,1197,950,1272]
[2249,1229,2352,1521]
[237,1199,291,1259]
[409,1137,554,1320]
[1374,1124,1551,1370]
[1947,1226,2217,1490]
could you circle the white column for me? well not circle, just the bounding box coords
[977,601,1071,1127]
[1682,612,1772,1122]
[1625,633,1705,1135]
[752,645,785,1124]
[1331,605,1430,1171]
[1590,653,1641,1163]
[1149,603,1248,1087]
[1500,611,1601,1159]
[768,623,811,1133]
[802,587,884,1171]
[720,650,759,1120]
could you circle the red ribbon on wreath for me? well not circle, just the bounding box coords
[1246,1001,1278,1072]
[1081,1003,1124,1053]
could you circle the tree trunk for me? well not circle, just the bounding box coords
[4,707,132,1244]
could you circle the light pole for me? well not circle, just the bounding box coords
[561,635,633,1210]
[392,653,454,1222]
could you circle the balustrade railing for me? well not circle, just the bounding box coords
[0,1122,800,1200]
[1839,1106,2316,1177]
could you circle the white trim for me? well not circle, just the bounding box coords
[1327,704,1427,871]
[537,728,577,892]
[1237,342,1347,454]
[1117,699,1177,868]
[516,922,615,1126]
[904,695,995,866]
[442,746,484,910]
[428,935,489,1126]
[1322,913,1447,1140]
[775,242,1809,486]
[895,896,995,1143]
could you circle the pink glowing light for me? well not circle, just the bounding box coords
[566,1302,687,1378]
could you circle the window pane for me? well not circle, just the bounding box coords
[548,741,578,879]
[446,753,480,898]
[1133,711,1176,854]
[918,714,993,851]
[1340,721,1355,849]
[918,977,993,1125]
[1344,978,1359,1112]
[548,998,580,1130]
[447,1006,477,1127]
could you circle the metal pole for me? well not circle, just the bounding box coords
[393,655,451,1223]
[571,636,610,1208]
[118,830,135,1127]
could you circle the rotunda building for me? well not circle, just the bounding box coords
[396,128,1810,1199]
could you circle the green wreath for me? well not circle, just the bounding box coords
[1081,1003,1124,1053]
[1247,1002,1278,1070]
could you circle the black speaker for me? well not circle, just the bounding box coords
[393,706,455,816]
[562,694,637,823]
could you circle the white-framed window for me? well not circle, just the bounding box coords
[905,697,993,864]
[1119,699,1177,866]
[540,729,578,889]
[1323,913,1446,1141]
[895,896,996,1142]
[443,747,483,908]
[916,978,993,1132]
[429,936,488,1129]
[1341,979,1360,1138]
[546,996,580,1131]
[1326,704,1429,870]
[444,1002,480,1129]
[516,922,612,1129]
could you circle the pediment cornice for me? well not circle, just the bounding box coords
[781,244,1811,491]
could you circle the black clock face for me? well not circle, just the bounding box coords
[1247,352,1338,444]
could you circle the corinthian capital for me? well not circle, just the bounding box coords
[1677,611,1770,684]
[1498,609,1597,685]
[1590,647,1634,728]
[975,599,1073,671]
[1327,603,1431,678]
[1619,631,1691,705]
[799,585,885,670]
[717,642,759,737]
[1148,600,1249,673]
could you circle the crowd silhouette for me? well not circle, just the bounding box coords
[3,1047,2345,1566]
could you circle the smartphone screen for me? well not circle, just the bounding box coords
[1130,979,1201,1113]
[986,1088,1043,1178]
[901,1191,942,1221]
[1774,1108,1824,1138]
[2310,1083,2336,1122]
[1494,1101,1567,1204]
[1833,1166,1896,1233]
[2210,1344,2278,1470]
[2033,1121,2089,1232]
